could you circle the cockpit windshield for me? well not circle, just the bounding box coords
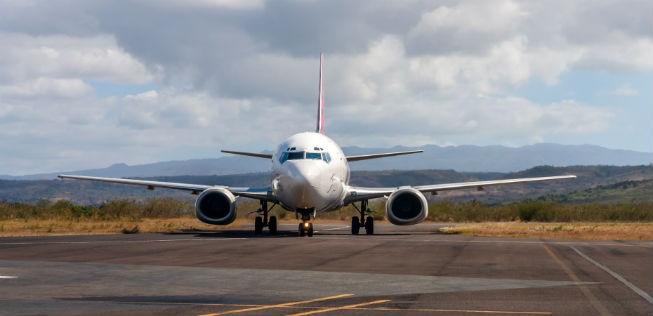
[279,151,331,164]
[287,151,304,160]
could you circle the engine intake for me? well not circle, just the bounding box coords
[195,188,237,225]
[385,187,428,225]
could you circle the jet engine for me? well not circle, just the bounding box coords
[195,188,237,225]
[385,187,428,225]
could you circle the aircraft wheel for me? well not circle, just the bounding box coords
[351,216,360,235]
[269,216,277,234]
[298,223,306,237]
[307,223,314,237]
[365,216,374,235]
[254,216,263,234]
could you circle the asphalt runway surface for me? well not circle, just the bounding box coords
[0,222,651,316]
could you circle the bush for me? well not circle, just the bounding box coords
[0,198,651,223]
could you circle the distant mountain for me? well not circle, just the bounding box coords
[3,143,651,180]
[2,165,651,204]
[345,143,652,172]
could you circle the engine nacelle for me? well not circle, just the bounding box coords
[385,187,428,225]
[195,188,237,225]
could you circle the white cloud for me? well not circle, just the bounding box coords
[610,85,639,96]
[407,0,527,55]
[145,0,265,10]
[408,36,532,93]
[0,78,91,98]
[328,93,612,148]
[0,32,154,84]
[0,0,650,175]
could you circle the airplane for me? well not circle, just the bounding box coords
[59,54,576,237]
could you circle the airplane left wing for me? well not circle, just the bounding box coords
[58,175,276,201]
[345,175,576,203]
[220,150,273,159]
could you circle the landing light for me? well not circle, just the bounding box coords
[304,222,310,228]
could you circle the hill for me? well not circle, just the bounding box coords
[545,180,653,203]
[2,143,650,180]
[1,165,650,204]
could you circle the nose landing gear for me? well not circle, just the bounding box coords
[296,208,315,237]
[299,222,314,237]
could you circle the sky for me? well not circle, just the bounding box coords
[0,0,651,175]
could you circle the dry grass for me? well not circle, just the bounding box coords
[0,218,251,237]
[439,222,653,240]
[0,217,351,237]
[2,218,652,240]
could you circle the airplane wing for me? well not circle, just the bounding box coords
[220,150,272,159]
[346,150,424,162]
[220,149,423,162]
[345,175,576,202]
[58,175,276,201]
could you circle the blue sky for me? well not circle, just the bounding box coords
[515,70,652,152]
[0,0,651,175]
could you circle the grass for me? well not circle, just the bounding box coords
[438,222,653,240]
[0,218,248,237]
[1,198,651,240]
[1,218,651,240]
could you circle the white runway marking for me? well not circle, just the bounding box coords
[324,226,350,231]
[0,275,17,279]
[570,246,653,305]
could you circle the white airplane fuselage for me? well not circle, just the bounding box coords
[271,132,349,214]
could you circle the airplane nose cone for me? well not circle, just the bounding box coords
[284,161,325,208]
[286,160,319,183]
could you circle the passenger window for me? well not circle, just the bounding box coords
[306,152,322,160]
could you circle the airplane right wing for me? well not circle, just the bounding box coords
[58,175,276,201]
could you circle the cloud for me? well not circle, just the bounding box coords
[407,0,527,55]
[152,0,265,10]
[0,32,155,85]
[0,0,650,175]
[328,94,612,147]
[0,78,91,98]
[610,85,639,96]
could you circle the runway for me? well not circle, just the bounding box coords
[0,223,651,316]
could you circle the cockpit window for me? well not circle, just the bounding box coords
[279,152,289,164]
[287,151,305,160]
[323,152,331,163]
[278,151,332,164]
[306,152,321,160]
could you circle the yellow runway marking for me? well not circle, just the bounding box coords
[286,299,390,316]
[198,293,353,316]
[542,243,612,316]
[125,298,549,315]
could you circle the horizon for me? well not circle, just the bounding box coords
[1,1,651,175]
[3,142,651,178]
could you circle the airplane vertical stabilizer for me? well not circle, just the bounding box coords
[316,53,325,134]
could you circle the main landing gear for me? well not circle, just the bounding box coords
[297,209,315,237]
[254,200,278,235]
[351,199,374,235]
